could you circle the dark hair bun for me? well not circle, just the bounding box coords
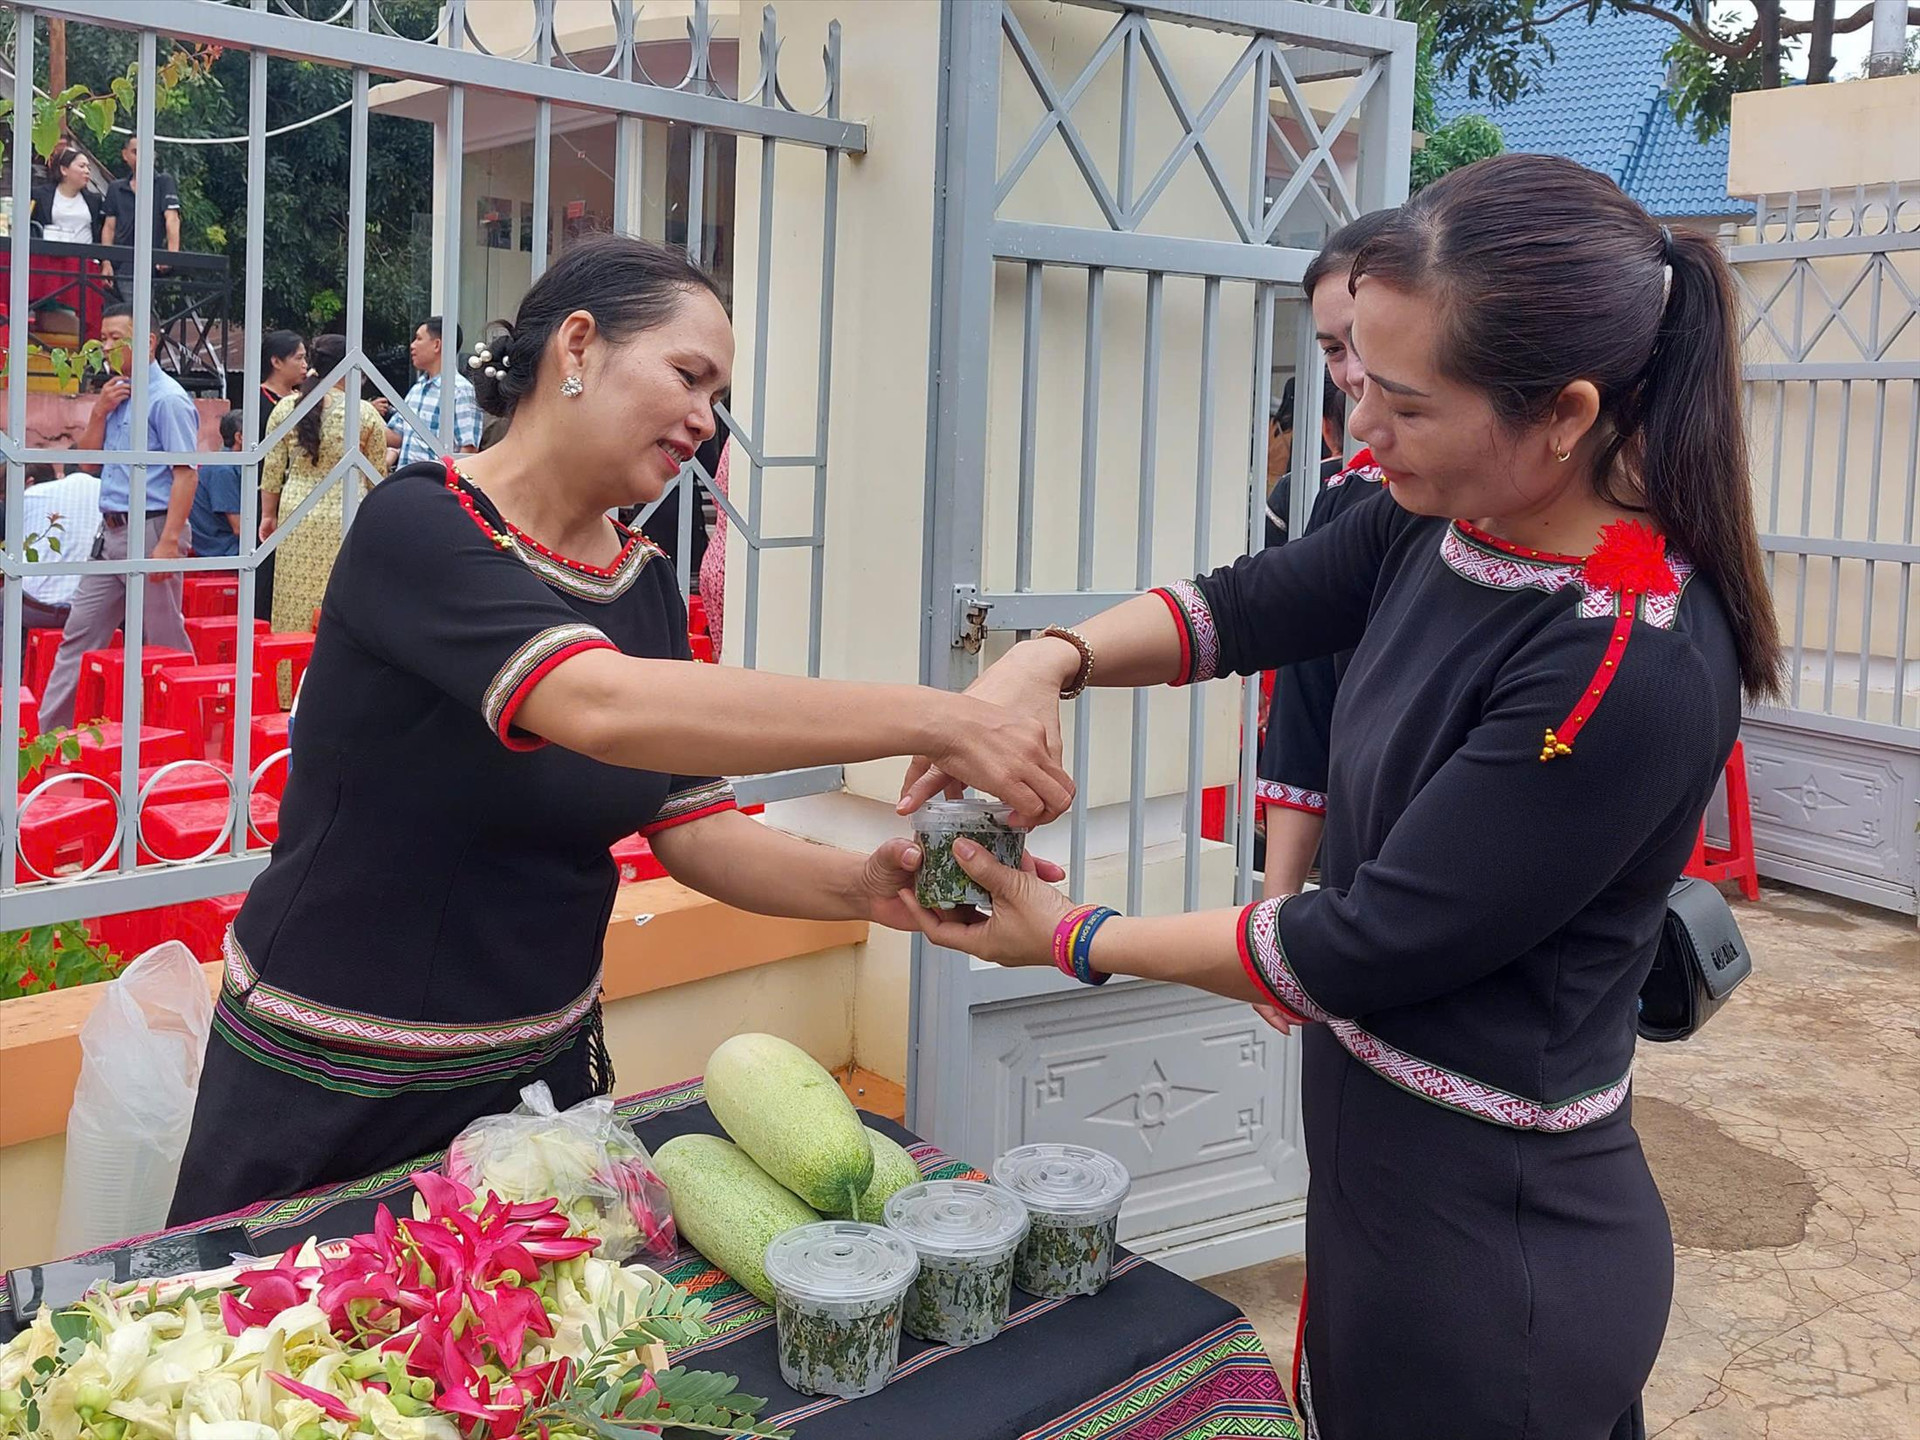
[466,321,533,418]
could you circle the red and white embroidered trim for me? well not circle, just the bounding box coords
[483,623,615,750]
[1156,579,1220,685]
[222,929,603,1054]
[1238,898,1633,1133]
[642,777,739,836]
[1256,778,1328,815]
[1324,459,1384,490]
[1439,525,1585,596]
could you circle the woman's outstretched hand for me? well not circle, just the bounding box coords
[915,688,1075,829]
[900,640,1077,823]
[896,837,1079,968]
[849,836,1066,932]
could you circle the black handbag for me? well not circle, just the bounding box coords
[1637,877,1753,1042]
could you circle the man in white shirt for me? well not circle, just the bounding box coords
[15,465,103,633]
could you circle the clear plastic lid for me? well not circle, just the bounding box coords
[883,1180,1031,1261]
[763,1221,920,1307]
[991,1144,1131,1222]
[911,798,1019,831]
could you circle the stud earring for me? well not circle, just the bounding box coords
[560,374,584,398]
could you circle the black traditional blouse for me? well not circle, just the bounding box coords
[224,461,734,1079]
[1155,490,1741,1132]
[1256,447,1385,816]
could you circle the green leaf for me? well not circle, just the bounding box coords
[31,100,62,161]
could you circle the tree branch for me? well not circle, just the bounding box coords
[1781,4,1920,36]
[1609,1,1758,58]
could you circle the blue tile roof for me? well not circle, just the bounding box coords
[1430,12,1748,221]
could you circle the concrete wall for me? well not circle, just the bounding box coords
[1729,74,1920,197]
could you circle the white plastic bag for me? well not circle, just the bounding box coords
[446,1082,676,1262]
[54,941,214,1256]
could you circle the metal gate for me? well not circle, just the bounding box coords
[1730,185,1920,915]
[2,0,864,928]
[914,0,1413,1275]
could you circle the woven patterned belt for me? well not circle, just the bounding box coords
[215,927,608,1097]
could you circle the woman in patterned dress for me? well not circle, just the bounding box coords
[899,156,1781,1440]
[259,333,389,633]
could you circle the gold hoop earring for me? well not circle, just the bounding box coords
[1554,446,1571,463]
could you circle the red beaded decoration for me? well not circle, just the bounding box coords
[1540,520,1678,762]
[442,457,654,572]
[1454,518,1586,566]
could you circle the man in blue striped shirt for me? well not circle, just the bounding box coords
[388,315,481,469]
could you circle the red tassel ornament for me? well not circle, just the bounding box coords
[1581,520,1677,598]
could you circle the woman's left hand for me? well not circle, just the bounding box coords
[855,837,1068,935]
[896,839,1078,966]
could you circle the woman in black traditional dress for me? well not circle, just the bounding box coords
[1255,209,1394,904]
[898,155,1780,1440]
[169,237,1072,1224]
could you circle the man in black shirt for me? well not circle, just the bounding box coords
[100,135,182,267]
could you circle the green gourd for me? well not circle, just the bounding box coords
[651,1133,818,1304]
[704,1033,875,1216]
[843,1127,922,1223]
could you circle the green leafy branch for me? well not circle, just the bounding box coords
[523,1279,793,1439]
[0,47,220,163]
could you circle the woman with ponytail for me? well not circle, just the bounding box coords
[259,333,390,633]
[902,153,1779,1440]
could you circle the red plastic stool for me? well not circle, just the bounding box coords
[688,594,709,637]
[26,627,63,694]
[255,632,316,712]
[688,632,715,663]
[184,615,270,665]
[13,790,117,882]
[87,907,173,960]
[246,714,292,798]
[139,794,280,864]
[17,687,38,742]
[1201,785,1227,842]
[54,723,192,782]
[133,760,234,808]
[151,665,258,759]
[173,892,247,963]
[75,645,192,724]
[1685,738,1760,901]
[182,573,241,617]
[610,833,669,884]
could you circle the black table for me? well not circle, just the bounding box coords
[4,1076,1297,1439]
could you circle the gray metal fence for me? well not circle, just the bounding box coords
[1729,184,1920,912]
[2,0,864,929]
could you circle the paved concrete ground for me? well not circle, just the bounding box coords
[1201,883,1920,1438]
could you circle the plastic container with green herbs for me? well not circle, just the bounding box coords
[883,1179,1030,1347]
[992,1143,1131,1299]
[764,1221,919,1399]
[910,798,1027,910]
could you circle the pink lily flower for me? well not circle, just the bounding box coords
[269,1373,358,1423]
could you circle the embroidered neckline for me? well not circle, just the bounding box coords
[442,460,662,603]
[1451,519,1586,566]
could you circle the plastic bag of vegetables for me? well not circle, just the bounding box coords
[444,1082,676,1262]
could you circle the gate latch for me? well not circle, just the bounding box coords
[953,586,992,654]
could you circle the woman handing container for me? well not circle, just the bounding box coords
[169,236,1072,1226]
[899,156,1780,1440]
